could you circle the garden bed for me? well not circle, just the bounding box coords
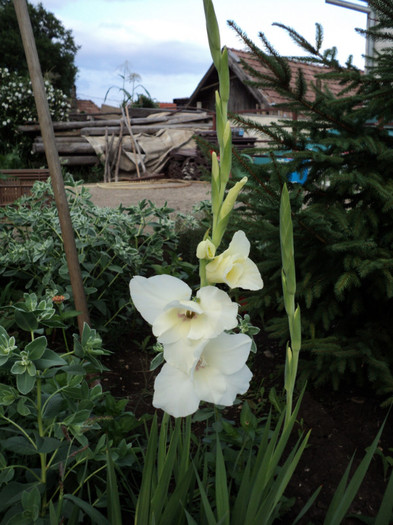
[102,328,393,524]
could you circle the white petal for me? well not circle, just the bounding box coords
[191,286,238,339]
[194,365,227,404]
[129,275,191,325]
[215,365,253,406]
[163,338,206,374]
[167,300,204,315]
[203,332,252,375]
[227,230,250,257]
[153,363,200,418]
[223,260,245,288]
[228,259,263,291]
[154,308,191,343]
[205,254,235,285]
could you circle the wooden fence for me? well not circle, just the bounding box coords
[0,169,50,206]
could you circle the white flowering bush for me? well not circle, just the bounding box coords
[0,67,70,158]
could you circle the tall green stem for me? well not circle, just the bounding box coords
[36,375,48,514]
[200,0,248,287]
[280,184,302,429]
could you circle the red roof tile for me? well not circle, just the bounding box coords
[76,99,100,114]
[159,102,177,109]
[228,48,350,106]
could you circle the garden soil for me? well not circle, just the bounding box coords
[84,179,211,214]
[87,180,393,525]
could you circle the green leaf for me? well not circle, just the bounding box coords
[215,436,230,525]
[1,436,37,455]
[5,514,32,525]
[35,349,67,369]
[63,494,110,525]
[324,417,387,525]
[150,352,164,371]
[25,336,47,360]
[0,482,30,513]
[21,485,41,520]
[49,501,60,525]
[106,448,122,525]
[0,468,14,485]
[16,373,36,395]
[26,361,37,376]
[135,414,158,524]
[11,361,27,375]
[15,311,38,332]
[374,467,393,525]
[151,416,181,519]
[160,466,195,524]
[40,319,67,328]
[43,394,64,418]
[0,355,9,366]
[17,398,31,416]
[0,384,19,406]
[194,464,217,525]
[63,409,92,426]
[36,436,62,454]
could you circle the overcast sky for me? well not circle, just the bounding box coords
[28,0,368,107]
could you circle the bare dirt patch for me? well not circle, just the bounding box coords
[84,179,211,214]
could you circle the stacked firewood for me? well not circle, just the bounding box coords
[19,109,214,174]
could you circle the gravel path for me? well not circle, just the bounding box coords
[83,180,211,214]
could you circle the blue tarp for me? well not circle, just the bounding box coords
[252,153,309,184]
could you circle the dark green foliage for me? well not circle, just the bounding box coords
[132,93,159,108]
[227,0,393,401]
[0,0,79,94]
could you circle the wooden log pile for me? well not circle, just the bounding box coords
[19,109,214,171]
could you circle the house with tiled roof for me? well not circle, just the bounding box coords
[187,48,345,116]
[76,99,100,115]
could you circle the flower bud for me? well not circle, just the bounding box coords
[196,239,216,260]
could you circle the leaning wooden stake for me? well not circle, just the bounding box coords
[13,0,90,335]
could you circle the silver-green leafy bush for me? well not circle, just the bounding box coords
[0,178,196,338]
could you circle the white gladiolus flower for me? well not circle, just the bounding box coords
[129,275,238,345]
[163,337,207,375]
[153,332,252,417]
[206,230,263,290]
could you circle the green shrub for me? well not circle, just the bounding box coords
[0,179,197,340]
[0,293,143,523]
[227,0,393,401]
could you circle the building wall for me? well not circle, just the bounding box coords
[190,69,259,112]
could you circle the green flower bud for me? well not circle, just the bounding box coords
[219,177,247,220]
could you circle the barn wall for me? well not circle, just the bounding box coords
[228,76,259,112]
[189,68,259,112]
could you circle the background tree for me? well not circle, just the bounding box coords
[227,0,393,402]
[0,0,79,95]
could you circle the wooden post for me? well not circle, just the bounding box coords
[13,0,90,335]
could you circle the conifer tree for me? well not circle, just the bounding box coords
[228,0,393,401]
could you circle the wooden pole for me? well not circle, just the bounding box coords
[13,0,90,335]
